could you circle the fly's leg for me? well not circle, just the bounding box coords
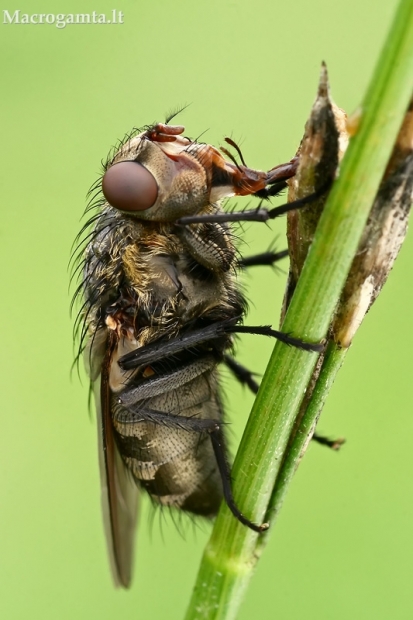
[224,354,344,450]
[175,180,332,227]
[238,248,289,269]
[118,318,323,373]
[310,434,345,450]
[118,356,217,407]
[226,324,323,352]
[209,422,268,532]
[253,179,289,199]
[114,404,267,533]
[177,223,288,274]
[175,222,235,272]
[223,354,260,393]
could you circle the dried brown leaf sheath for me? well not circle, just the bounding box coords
[281,65,412,450]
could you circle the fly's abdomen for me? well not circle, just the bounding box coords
[112,368,223,516]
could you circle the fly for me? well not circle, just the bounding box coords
[72,118,324,587]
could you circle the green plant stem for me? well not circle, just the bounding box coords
[256,342,347,554]
[184,1,413,618]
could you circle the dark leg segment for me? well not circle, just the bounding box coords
[238,248,289,269]
[223,354,260,393]
[176,180,332,226]
[253,179,288,199]
[118,356,216,407]
[224,354,344,451]
[209,425,268,532]
[312,434,345,450]
[226,325,323,353]
[119,318,323,372]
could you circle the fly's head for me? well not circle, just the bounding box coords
[101,123,270,222]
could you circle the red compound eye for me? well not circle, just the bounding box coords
[102,161,158,211]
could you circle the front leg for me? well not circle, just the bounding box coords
[176,179,332,226]
[174,221,235,272]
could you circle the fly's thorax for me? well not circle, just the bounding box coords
[81,209,132,335]
[173,260,241,324]
[80,207,244,382]
[105,215,241,325]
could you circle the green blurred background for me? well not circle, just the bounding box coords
[1,1,412,618]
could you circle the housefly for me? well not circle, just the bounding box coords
[72,118,323,587]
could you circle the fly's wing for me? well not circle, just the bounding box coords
[89,331,139,588]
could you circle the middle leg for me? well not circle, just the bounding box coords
[224,354,344,450]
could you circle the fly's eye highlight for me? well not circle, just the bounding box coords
[102,161,158,211]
